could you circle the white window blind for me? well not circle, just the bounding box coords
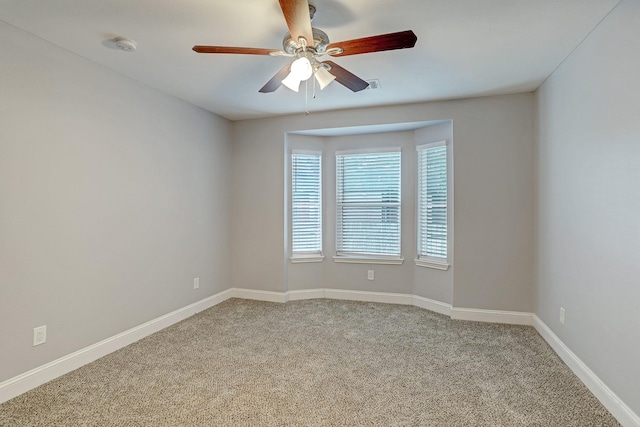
[291,152,322,255]
[336,149,401,257]
[417,142,447,260]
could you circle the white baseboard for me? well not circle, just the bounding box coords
[235,288,539,325]
[412,295,452,316]
[229,288,413,304]
[287,289,326,301]
[533,316,640,427]
[289,289,454,317]
[323,288,414,305]
[236,288,422,308]
[0,289,233,404]
[230,288,287,303]
[451,307,533,325]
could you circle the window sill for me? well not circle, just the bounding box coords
[290,255,325,263]
[414,258,450,270]
[333,256,404,265]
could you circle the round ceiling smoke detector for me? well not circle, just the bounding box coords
[112,37,137,52]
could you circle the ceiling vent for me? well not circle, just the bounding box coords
[366,79,381,90]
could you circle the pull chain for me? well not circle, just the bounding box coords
[313,75,317,99]
[304,79,310,116]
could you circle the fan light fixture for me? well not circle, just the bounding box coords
[314,65,336,90]
[282,57,313,92]
[282,56,336,92]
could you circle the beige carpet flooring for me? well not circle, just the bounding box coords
[0,298,619,426]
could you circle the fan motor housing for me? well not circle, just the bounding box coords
[283,28,330,54]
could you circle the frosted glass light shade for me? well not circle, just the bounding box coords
[282,74,302,92]
[282,57,314,92]
[314,66,335,90]
[290,57,313,80]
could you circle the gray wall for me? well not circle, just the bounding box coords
[534,0,640,414]
[232,94,534,311]
[0,22,232,382]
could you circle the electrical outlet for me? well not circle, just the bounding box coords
[33,325,47,346]
[560,307,565,325]
[193,277,200,289]
[367,270,374,281]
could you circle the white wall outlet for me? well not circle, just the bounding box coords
[33,325,47,346]
[560,307,565,324]
[193,277,200,289]
[367,270,374,281]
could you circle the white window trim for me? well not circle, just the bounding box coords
[333,254,404,265]
[290,149,323,261]
[416,140,446,151]
[335,146,401,156]
[291,149,321,155]
[290,254,325,263]
[415,140,450,270]
[334,148,403,261]
[414,257,449,270]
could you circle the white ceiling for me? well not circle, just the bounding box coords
[0,0,620,121]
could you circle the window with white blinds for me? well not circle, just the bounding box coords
[336,149,401,258]
[291,152,322,257]
[417,141,448,263]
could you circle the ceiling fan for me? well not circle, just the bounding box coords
[192,0,417,93]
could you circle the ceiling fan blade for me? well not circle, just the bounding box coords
[322,61,369,92]
[327,30,417,57]
[278,0,314,46]
[192,46,278,55]
[259,64,292,93]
